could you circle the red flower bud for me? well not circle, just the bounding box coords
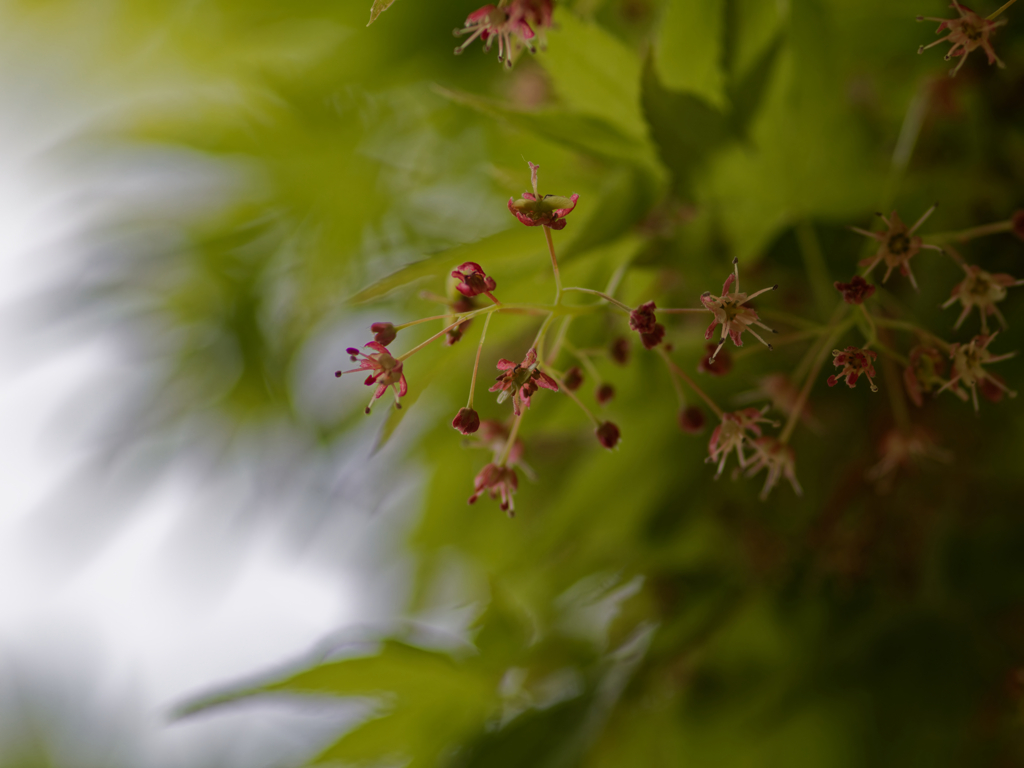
[452,407,481,435]
[370,322,397,346]
[834,275,876,305]
[697,343,732,376]
[629,301,666,350]
[678,406,706,434]
[1013,210,1024,241]
[451,262,497,299]
[596,383,615,405]
[596,421,620,449]
[610,337,630,365]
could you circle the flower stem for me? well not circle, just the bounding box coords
[544,225,563,305]
[873,317,952,352]
[926,219,1013,244]
[549,373,600,427]
[658,307,710,314]
[796,220,834,321]
[858,304,878,349]
[498,412,524,467]
[531,311,556,356]
[988,0,1017,20]
[467,312,493,408]
[733,328,825,360]
[780,326,845,444]
[546,316,572,366]
[656,347,724,419]
[561,286,632,313]
[396,308,492,361]
[563,341,604,384]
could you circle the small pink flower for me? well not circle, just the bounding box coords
[370,321,397,346]
[610,337,630,365]
[596,383,615,405]
[834,275,876,305]
[596,421,620,449]
[628,301,666,350]
[745,437,803,501]
[706,407,777,480]
[827,347,879,392]
[451,262,499,302]
[697,343,732,375]
[489,348,559,416]
[563,366,584,391]
[700,259,778,362]
[452,407,481,435]
[918,2,1007,77]
[904,346,946,407]
[468,463,519,515]
[865,426,952,486]
[454,4,536,68]
[851,207,942,290]
[939,333,1018,411]
[678,406,706,434]
[336,341,408,412]
[508,162,579,230]
[942,264,1024,334]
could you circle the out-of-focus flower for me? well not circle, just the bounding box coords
[700,259,778,362]
[508,162,579,229]
[1013,210,1024,241]
[697,342,732,375]
[596,383,615,405]
[563,366,584,391]
[446,296,477,346]
[917,2,1007,77]
[628,301,666,350]
[454,4,536,68]
[852,207,942,290]
[940,333,1018,410]
[828,346,879,392]
[678,406,706,434]
[834,275,876,305]
[452,407,481,435]
[336,342,408,412]
[904,345,946,406]
[596,421,620,449]
[451,262,498,301]
[468,463,519,515]
[370,322,397,346]
[707,407,777,480]
[489,348,559,416]
[942,264,1023,333]
[745,437,803,501]
[866,426,953,486]
[610,337,630,365]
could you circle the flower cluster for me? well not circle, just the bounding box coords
[918,2,1007,76]
[454,0,555,68]
[828,347,879,392]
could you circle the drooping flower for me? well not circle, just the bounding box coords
[596,383,615,405]
[508,162,579,230]
[563,366,584,391]
[865,426,953,486]
[745,437,803,501]
[468,462,519,515]
[834,275,876,305]
[370,322,397,346]
[828,347,879,392]
[851,207,942,290]
[596,421,620,449]
[628,301,666,350]
[489,347,559,416]
[451,262,499,302]
[454,4,536,68]
[678,406,706,434]
[697,342,733,375]
[512,0,554,50]
[610,337,630,365]
[941,264,1024,333]
[700,259,779,362]
[917,2,1007,77]
[452,407,481,435]
[904,345,946,407]
[706,407,777,480]
[336,341,408,412]
[939,333,1018,411]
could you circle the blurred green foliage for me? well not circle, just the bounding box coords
[9,0,1024,764]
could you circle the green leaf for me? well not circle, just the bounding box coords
[366,0,397,26]
[655,0,728,111]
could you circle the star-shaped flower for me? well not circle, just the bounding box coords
[454,3,536,68]
[508,162,579,230]
[941,264,1024,333]
[865,426,952,487]
[700,259,778,362]
[468,463,519,515]
[827,347,879,392]
[851,206,942,290]
[336,341,408,412]
[918,2,1007,77]
[706,407,777,480]
[489,347,558,416]
[939,333,1017,411]
[745,437,803,501]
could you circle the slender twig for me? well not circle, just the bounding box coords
[988,0,1017,20]
[544,225,563,305]
[466,312,493,408]
[562,286,632,313]
[926,219,1013,244]
[498,412,524,467]
[656,347,724,419]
